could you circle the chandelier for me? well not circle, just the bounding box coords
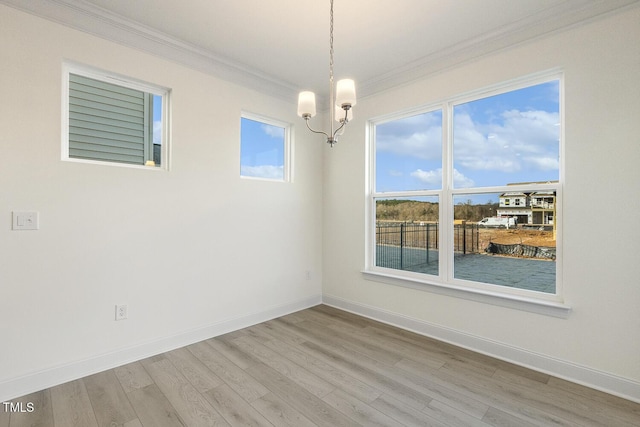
[297,0,356,147]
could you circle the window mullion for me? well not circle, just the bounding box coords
[144,92,152,163]
[440,102,453,282]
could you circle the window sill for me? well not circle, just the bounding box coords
[240,175,288,183]
[62,157,166,171]
[361,269,571,318]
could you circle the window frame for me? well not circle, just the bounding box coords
[239,111,292,183]
[61,62,170,170]
[364,71,569,317]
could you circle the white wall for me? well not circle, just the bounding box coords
[323,7,640,401]
[0,5,323,400]
[2,2,639,404]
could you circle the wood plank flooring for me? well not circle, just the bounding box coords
[3,305,639,426]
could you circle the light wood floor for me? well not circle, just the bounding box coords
[2,305,639,426]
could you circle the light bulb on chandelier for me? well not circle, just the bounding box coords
[297,0,356,147]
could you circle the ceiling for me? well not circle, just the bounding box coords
[3,0,639,103]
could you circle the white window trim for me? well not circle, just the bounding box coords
[365,70,569,317]
[361,270,570,318]
[240,111,293,183]
[61,61,171,170]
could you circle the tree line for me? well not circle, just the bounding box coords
[376,199,498,222]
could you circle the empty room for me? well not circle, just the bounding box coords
[1,0,639,425]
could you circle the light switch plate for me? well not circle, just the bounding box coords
[12,211,39,230]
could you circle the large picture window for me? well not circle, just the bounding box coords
[369,75,561,303]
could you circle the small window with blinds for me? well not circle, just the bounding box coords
[63,64,168,168]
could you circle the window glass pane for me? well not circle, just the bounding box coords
[376,196,439,276]
[240,117,286,180]
[453,81,559,188]
[67,72,163,167]
[375,110,442,192]
[453,193,556,293]
[152,94,163,166]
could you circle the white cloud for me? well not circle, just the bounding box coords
[377,108,559,174]
[410,169,440,186]
[376,105,559,190]
[453,169,476,188]
[410,168,475,188]
[153,121,162,145]
[377,112,442,160]
[523,156,559,170]
[261,124,285,139]
[458,156,521,173]
[241,165,284,180]
[453,109,559,174]
[378,128,442,160]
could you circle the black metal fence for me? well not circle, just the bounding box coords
[376,222,479,270]
[453,222,480,255]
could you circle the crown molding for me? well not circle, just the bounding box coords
[2,0,638,104]
[0,0,299,103]
[357,0,640,99]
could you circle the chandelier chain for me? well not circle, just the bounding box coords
[297,0,353,148]
[329,0,334,83]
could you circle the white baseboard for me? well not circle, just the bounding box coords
[322,294,640,404]
[0,294,322,402]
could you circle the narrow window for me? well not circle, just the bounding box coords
[240,113,290,181]
[63,64,168,168]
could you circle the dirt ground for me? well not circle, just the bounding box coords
[479,228,556,248]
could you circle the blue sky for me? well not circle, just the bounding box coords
[153,82,558,188]
[153,95,162,146]
[240,117,285,179]
[376,80,560,194]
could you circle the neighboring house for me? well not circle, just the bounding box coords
[530,191,556,225]
[497,191,532,224]
[496,184,557,225]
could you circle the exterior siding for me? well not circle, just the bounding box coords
[68,73,149,165]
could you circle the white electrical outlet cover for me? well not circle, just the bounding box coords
[115,304,128,320]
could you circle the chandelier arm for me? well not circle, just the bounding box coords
[297,0,354,148]
[304,117,330,139]
[332,119,347,139]
[332,107,349,138]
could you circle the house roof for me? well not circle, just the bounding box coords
[531,191,556,196]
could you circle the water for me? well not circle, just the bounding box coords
[376,246,555,293]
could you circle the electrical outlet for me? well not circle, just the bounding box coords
[115,304,128,321]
